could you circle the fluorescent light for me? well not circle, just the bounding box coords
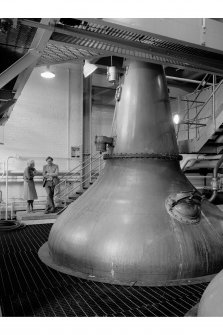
[173,114,180,125]
[41,66,55,79]
[41,70,55,79]
[83,60,97,78]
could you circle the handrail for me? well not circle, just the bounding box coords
[190,79,223,124]
[59,168,101,200]
[179,74,211,124]
[177,77,223,140]
[59,152,100,180]
[176,74,210,138]
[58,166,98,198]
[58,160,103,197]
[55,152,101,189]
[57,160,104,201]
[55,153,105,201]
[58,155,100,186]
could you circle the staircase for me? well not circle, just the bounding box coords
[55,152,104,211]
[177,76,223,154]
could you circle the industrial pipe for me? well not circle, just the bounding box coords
[0,49,41,89]
[5,156,18,220]
[209,154,223,203]
[166,76,212,86]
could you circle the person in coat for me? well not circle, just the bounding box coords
[43,156,59,214]
[24,160,38,213]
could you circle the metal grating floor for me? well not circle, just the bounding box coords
[0,224,207,317]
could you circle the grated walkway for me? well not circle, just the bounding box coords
[0,224,206,317]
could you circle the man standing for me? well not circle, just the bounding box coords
[43,156,59,214]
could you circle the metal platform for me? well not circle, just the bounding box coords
[0,223,208,316]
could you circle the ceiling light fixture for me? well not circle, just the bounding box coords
[107,56,118,84]
[41,65,55,79]
[83,60,97,78]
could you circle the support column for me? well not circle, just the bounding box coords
[213,75,216,131]
[82,76,92,190]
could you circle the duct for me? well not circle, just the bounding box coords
[39,61,223,286]
[0,49,41,90]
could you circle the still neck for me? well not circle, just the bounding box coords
[112,61,178,155]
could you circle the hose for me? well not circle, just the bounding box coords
[0,220,26,231]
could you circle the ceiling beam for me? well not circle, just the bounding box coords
[20,19,223,76]
[0,99,16,117]
[0,49,41,89]
[0,90,15,101]
[98,18,223,55]
[0,18,56,125]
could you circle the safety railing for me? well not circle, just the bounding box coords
[55,152,100,187]
[176,75,223,141]
[55,153,104,205]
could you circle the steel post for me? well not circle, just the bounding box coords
[213,75,216,131]
[82,76,92,189]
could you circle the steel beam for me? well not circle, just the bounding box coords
[0,50,41,89]
[0,90,15,101]
[3,18,55,123]
[100,18,223,55]
[0,99,16,117]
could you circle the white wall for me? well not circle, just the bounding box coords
[0,62,83,202]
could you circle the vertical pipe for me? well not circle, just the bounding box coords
[5,158,9,220]
[90,155,92,183]
[176,96,181,138]
[82,76,92,189]
[89,98,92,184]
[213,75,216,131]
[99,155,101,174]
[67,68,71,171]
[187,99,190,140]
[201,18,206,46]
[195,106,198,139]
[204,174,207,187]
[11,203,13,220]
[209,154,223,203]
[5,156,16,220]
[64,180,67,206]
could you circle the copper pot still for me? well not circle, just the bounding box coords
[39,60,223,286]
